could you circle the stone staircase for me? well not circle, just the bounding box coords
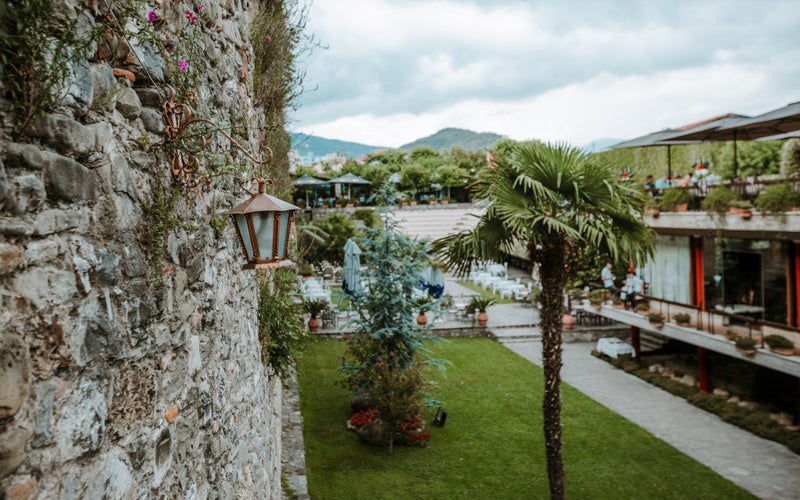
[392,203,486,240]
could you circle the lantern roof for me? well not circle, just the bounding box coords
[224,192,300,215]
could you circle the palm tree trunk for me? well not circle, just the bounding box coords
[538,243,568,499]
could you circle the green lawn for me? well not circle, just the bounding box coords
[297,338,754,499]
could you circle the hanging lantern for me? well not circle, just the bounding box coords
[225,179,300,270]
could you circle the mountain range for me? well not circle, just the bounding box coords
[290,129,619,160]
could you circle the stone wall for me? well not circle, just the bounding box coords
[1,1,284,497]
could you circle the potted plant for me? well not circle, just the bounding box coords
[412,296,433,326]
[673,313,692,327]
[764,334,795,356]
[725,329,738,341]
[644,198,660,217]
[754,183,799,213]
[297,261,314,278]
[647,312,665,328]
[303,299,328,332]
[659,188,692,212]
[588,295,604,309]
[734,335,758,355]
[635,301,650,315]
[701,187,738,213]
[728,199,753,219]
[469,295,496,327]
[611,296,625,309]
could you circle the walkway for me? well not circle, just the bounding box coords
[283,273,800,499]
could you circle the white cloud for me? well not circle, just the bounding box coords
[292,0,800,147]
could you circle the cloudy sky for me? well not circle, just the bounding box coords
[289,0,800,149]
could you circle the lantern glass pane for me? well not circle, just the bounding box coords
[233,214,254,259]
[276,212,290,258]
[251,211,276,260]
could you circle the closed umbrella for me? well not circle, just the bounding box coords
[342,239,363,297]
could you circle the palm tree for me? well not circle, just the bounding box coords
[434,141,654,499]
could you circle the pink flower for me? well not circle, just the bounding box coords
[148,10,159,22]
[179,60,188,72]
[165,43,172,54]
[186,10,197,24]
[265,34,272,42]
[196,4,204,13]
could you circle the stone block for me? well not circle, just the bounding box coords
[60,56,93,117]
[56,379,107,461]
[90,63,117,112]
[188,335,201,376]
[33,209,88,236]
[129,40,165,82]
[0,218,34,238]
[4,143,48,171]
[0,243,23,275]
[22,240,62,267]
[0,158,8,211]
[32,381,56,448]
[9,175,45,213]
[25,114,110,158]
[135,88,165,108]
[115,87,142,120]
[44,156,97,202]
[0,333,29,423]
[13,267,76,310]
[0,425,32,479]
[141,107,165,134]
[3,475,36,500]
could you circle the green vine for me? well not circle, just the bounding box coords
[0,0,100,133]
[257,268,307,378]
[143,179,195,277]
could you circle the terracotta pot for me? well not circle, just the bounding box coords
[477,311,489,327]
[416,311,428,325]
[769,346,795,356]
[675,203,689,212]
[649,321,664,328]
[676,321,691,327]
[562,313,575,330]
[644,208,660,218]
[736,346,756,356]
[729,207,752,219]
[308,317,320,332]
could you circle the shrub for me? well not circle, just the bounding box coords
[303,298,328,318]
[469,295,496,313]
[764,334,794,349]
[659,188,691,211]
[647,312,665,323]
[352,208,380,228]
[734,336,757,350]
[754,183,800,213]
[729,199,753,210]
[635,302,650,312]
[702,187,738,212]
[673,313,691,324]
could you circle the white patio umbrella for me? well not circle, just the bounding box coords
[342,239,364,297]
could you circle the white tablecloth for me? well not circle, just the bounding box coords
[596,338,635,358]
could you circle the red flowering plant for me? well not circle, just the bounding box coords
[394,413,430,447]
[346,407,378,431]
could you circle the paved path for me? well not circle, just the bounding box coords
[501,339,800,500]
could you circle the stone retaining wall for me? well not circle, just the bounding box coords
[1,1,283,497]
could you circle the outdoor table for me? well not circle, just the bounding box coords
[596,337,636,358]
